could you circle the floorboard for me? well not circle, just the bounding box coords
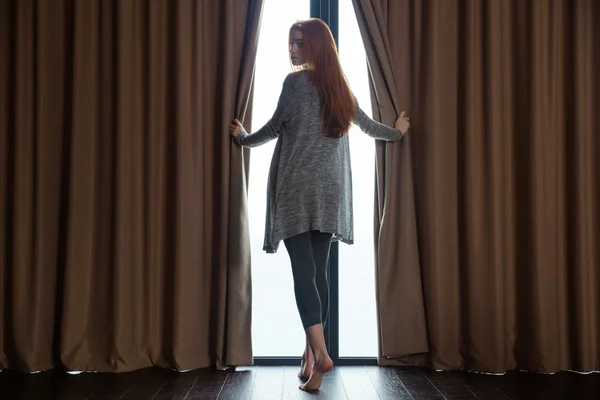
[1,366,598,399]
[249,366,284,400]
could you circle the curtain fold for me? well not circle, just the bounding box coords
[351,0,430,360]
[353,0,600,373]
[0,0,263,372]
[220,0,264,369]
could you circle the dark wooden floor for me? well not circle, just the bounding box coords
[1,365,598,400]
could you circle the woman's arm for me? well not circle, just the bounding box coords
[234,121,279,148]
[232,74,295,148]
[353,102,406,141]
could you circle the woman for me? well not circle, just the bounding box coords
[230,18,410,391]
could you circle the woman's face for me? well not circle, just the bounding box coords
[289,30,305,66]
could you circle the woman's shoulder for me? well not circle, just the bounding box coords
[284,69,312,85]
[280,70,312,98]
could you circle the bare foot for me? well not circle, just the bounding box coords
[298,348,313,380]
[299,355,333,391]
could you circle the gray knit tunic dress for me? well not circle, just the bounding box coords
[235,70,403,253]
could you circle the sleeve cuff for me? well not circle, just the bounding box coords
[234,130,248,146]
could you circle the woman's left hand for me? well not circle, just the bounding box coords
[395,111,411,136]
[230,119,245,138]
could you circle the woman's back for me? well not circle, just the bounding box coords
[236,68,404,253]
[265,70,354,253]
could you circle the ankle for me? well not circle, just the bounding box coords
[312,350,329,363]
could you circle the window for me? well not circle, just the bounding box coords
[250,0,378,362]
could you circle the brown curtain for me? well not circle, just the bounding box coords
[353,0,600,373]
[0,0,263,372]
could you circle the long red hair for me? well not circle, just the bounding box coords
[289,19,355,138]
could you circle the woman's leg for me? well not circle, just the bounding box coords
[303,323,334,391]
[284,232,323,330]
[284,231,334,391]
[297,231,332,380]
[310,231,332,328]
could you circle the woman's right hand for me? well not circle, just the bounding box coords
[230,119,245,138]
[395,111,411,136]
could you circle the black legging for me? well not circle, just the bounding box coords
[284,230,333,329]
